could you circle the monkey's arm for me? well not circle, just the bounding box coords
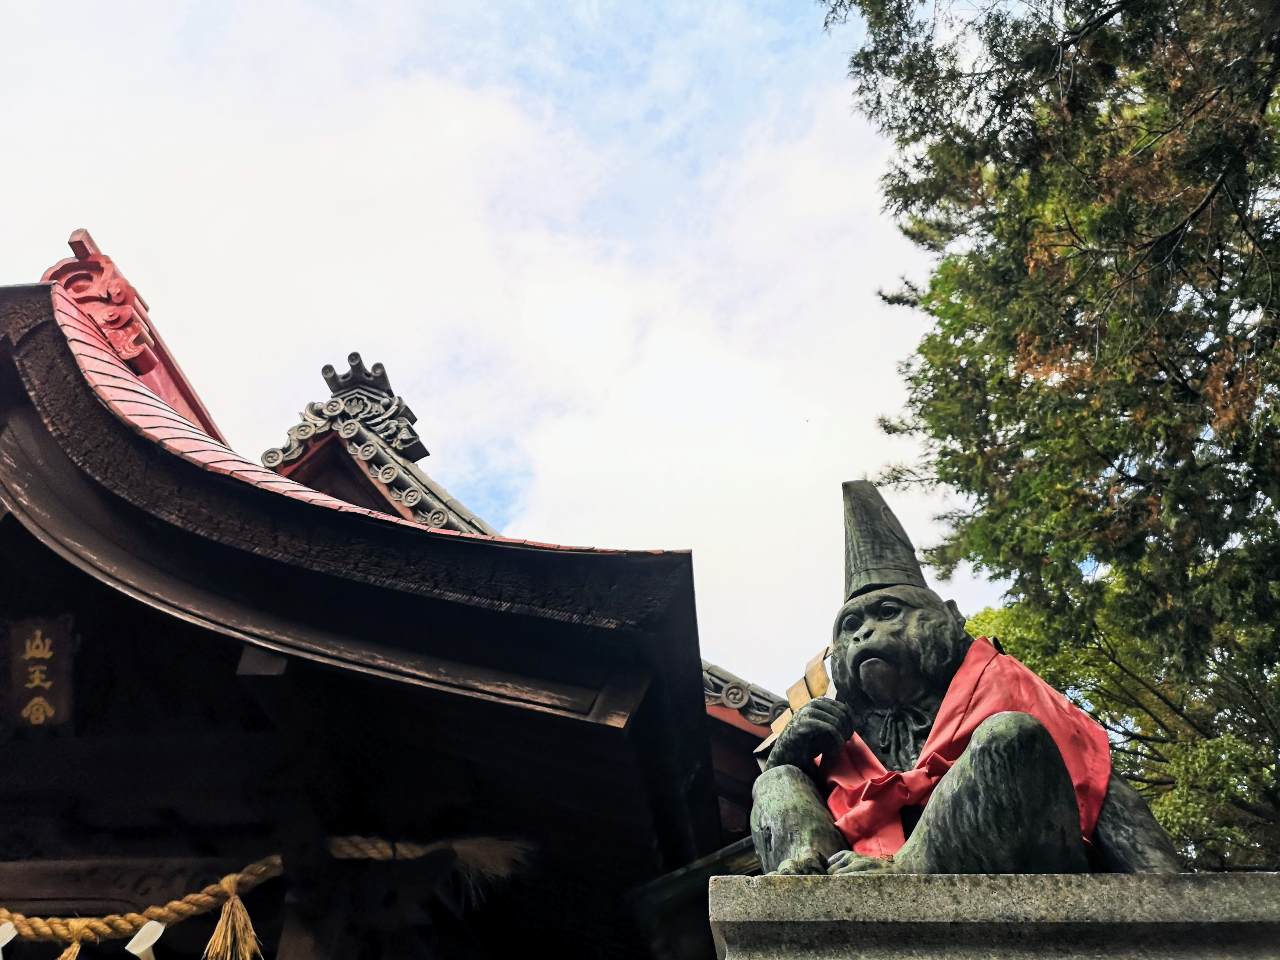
[1092,772,1182,873]
[750,764,848,874]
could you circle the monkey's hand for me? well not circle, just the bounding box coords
[766,698,855,774]
[826,849,894,874]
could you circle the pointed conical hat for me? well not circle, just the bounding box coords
[843,480,927,600]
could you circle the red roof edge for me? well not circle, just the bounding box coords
[705,702,772,737]
[41,229,226,443]
[28,246,685,557]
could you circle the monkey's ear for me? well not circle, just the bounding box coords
[944,599,965,623]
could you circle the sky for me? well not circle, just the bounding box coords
[0,1,1004,694]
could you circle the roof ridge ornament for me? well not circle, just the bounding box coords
[323,352,393,396]
[258,352,509,534]
[264,353,428,466]
[41,229,158,375]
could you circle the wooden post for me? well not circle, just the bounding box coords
[277,895,352,960]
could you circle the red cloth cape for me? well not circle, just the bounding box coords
[819,637,1111,858]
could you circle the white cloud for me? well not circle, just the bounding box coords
[0,2,1005,694]
[505,85,1006,691]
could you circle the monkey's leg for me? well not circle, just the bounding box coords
[1093,772,1182,872]
[751,764,847,874]
[892,711,1090,874]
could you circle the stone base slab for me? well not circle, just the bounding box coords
[708,873,1280,959]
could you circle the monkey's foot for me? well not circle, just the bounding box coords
[772,847,829,876]
[826,849,894,875]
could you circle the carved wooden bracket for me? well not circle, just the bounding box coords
[41,229,158,374]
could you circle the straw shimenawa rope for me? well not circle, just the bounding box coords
[328,835,532,906]
[0,835,531,957]
[326,834,530,874]
[0,855,282,959]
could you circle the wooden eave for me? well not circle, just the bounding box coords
[0,282,721,862]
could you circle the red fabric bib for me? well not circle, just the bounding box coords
[820,637,1111,858]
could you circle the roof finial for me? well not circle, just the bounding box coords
[42,229,157,375]
[322,352,393,397]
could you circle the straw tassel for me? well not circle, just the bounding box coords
[56,920,91,960]
[203,875,261,960]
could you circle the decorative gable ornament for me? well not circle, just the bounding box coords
[41,230,158,375]
[264,352,427,469]
[263,354,493,535]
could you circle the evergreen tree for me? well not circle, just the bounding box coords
[969,602,1280,868]
[824,0,1280,866]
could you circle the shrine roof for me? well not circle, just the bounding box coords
[47,282,415,522]
[0,230,749,866]
[29,231,656,557]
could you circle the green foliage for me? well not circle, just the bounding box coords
[969,601,1280,868]
[826,0,1280,866]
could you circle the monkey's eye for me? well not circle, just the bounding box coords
[876,602,901,620]
[840,615,859,634]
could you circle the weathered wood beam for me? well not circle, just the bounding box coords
[0,856,241,915]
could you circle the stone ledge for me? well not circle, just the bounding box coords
[709,873,1280,959]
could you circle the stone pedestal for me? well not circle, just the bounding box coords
[708,873,1280,959]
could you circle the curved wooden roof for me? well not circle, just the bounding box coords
[44,274,646,554]
[0,260,720,864]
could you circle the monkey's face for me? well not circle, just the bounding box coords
[829,585,971,712]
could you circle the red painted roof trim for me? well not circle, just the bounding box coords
[43,283,666,557]
[42,230,227,442]
[705,702,772,737]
